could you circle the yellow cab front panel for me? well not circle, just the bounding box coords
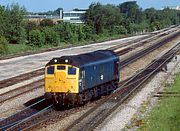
[45,64,79,93]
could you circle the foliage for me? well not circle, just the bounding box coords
[0,2,180,56]
[0,3,26,44]
[53,23,79,43]
[0,36,9,54]
[118,1,143,23]
[28,29,45,47]
[42,27,60,46]
[84,3,122,34]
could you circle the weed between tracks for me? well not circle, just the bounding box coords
[138,73,180,131]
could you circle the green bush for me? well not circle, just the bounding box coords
[42,27,60,46]
[53,23,78,43]
[0,36,9,54]
[28,29,45,47]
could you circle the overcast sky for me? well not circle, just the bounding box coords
[0,0,179,12]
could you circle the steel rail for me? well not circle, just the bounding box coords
[108,25,179,51]
[120,30,180,68]
[6,104,54,131]
[0,98,48,130]
[0,79,43,103]
[0,68,44,89]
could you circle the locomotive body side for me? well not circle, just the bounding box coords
[78,56,119,93]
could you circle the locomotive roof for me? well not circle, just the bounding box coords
[46,50,118,67]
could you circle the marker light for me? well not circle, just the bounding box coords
[65,59,68,63]
[54,59,57,62]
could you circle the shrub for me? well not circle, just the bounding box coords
[42,27,60,46]
[28,29,45,47]
[0,36,9,54]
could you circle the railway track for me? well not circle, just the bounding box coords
[1,28,179,103]
[0,68,44,89]
[0,26,179,130]
[63,42,180,131]
[119,29,180,68]
[0,98,53,130]
[11,42,180,131]
[0,79,43,103]
[0,37,179,130]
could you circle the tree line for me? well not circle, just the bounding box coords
[0,2,180,55]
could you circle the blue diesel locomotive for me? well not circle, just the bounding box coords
[44,50,120,105]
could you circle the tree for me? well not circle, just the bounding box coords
[0,6,6,36]
[84,3,122,34]
[118,1,142,23]
[4,3,26,44]
[144,8,157,23]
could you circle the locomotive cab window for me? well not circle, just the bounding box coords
[47,66,54,74]
[68,66,76,75]
[57,66,66,70]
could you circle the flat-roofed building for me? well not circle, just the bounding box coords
[27,9,86,24]
[63,10,86,24]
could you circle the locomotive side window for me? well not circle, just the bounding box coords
[47,66,54,74]
[57,66,66,70]
[68,66,76,75]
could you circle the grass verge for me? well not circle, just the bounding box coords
[139,73,180,131]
